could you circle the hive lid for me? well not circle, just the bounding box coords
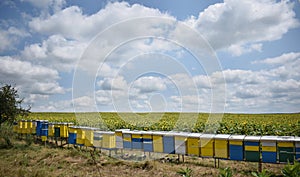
[172,132,190,137]
[294,137,300,141]
[214,134,231,139]
[277,136,294,142]
[200,134,215,139]
[100,131,115,135]
[115,129,130,132]
[141,131,153,135]
[229,135,245,140]
[188,133,202,138]
[244,136,261,141]
[131,130,142,135]
[151,131,167,135]
[260,136,278,141]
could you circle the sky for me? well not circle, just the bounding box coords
[0,0,300,113]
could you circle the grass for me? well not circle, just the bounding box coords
[0,137,286,177]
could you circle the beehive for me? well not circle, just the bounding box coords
[132,131,143,150]
[163,132,175,154]
[200,134,215,157]
[244,136,261,162]
[84,127,94,147]
[54,123,61,138]
[101,131,116,149]
[21,120,27,134]
[115,129,130,149]
[174,132,188,155]
[277,136,294,163]
[93,131,103,148]
[68,126,77,145]
[214,134,230,159]
[229,135,245,161]
[261,136,277,163]
[122,130,132,149]
[76,126,85,146]
[48,123,55,137]
[187,133,201,156]
[142,131,153,152]
[152,131,165,153]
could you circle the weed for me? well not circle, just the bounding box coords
[218,167,233,177]
[251,169,271,177]
[281,160,300,177]
[177,167,193,177]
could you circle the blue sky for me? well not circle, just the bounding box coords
[0,0,300,113]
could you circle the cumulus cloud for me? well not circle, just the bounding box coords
[22,35,87,71]
[0,27,30,52]
[131,76,167,93]
[186,0,299,55]
[28,2,172,41]
[0,56,64,103]
[97,75,127,90]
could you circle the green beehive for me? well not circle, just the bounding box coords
[277,136,295,163]
[244,136,261,162]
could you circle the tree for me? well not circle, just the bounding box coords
[0,84,30,127]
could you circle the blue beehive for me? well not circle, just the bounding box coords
[36,120,42,136]
[41,120,49,142]
[143,131,153,152]
[163,132,175,154]
[261,136,277,163]
[132,131,143,150]
[229,135,245,161]
[68,126,77,145]
[123,130,132,149]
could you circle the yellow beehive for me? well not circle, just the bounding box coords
[21,120,27,134]
[214,134,230,159]
[76,126,85,145]
[60,123,68,138]
[102,131,115,149]
[152,131,164,153]
[17,120,22,134]
[200,134,215,157]
[84,127,95,147]
[27,120,33,134]
[48,123,55,137]
[187,133,201,156]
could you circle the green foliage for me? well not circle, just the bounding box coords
[218,167,233,177]
[281,160,300,177]
[26,112,300,135]
[176,167,193,177]
[0,123,15,148]
[251,170,271,177]
[0,84,30,126]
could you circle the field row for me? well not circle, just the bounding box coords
[24,112,300,136]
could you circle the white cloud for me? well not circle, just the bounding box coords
[131,76,167,93]
[186,0,299,55]
[97,75,128,90]
[22,35,87,71]
[255,52,300,65]
[0,27,30,52]
[29,2,172,41]
[0,56,64,96]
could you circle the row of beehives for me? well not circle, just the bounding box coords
[13,120,300,164]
